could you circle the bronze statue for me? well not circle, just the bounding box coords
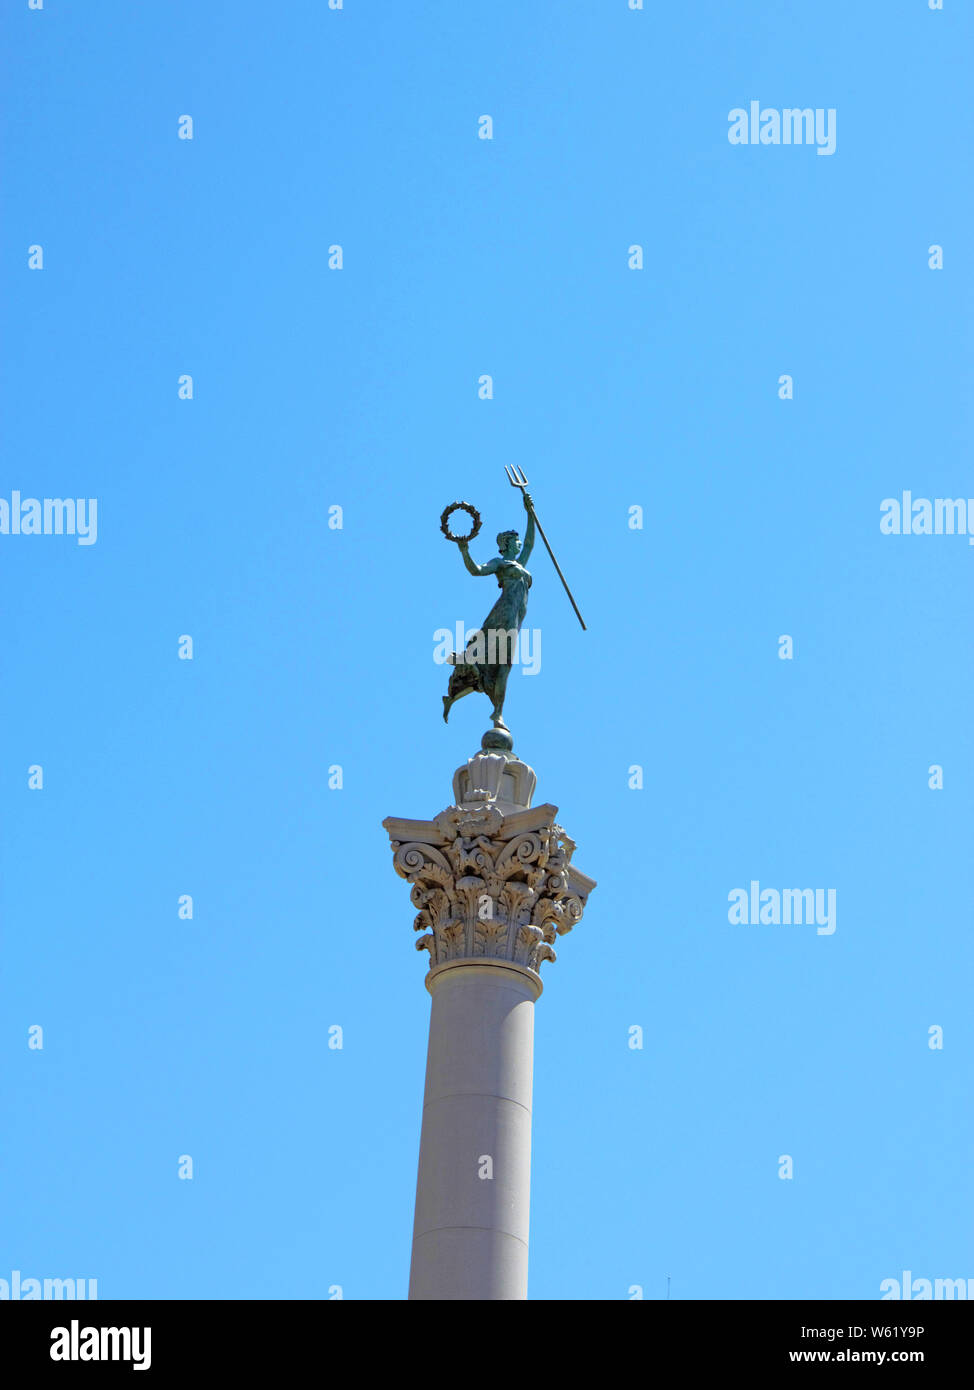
[442,491,535,734]
[441,468,585,747]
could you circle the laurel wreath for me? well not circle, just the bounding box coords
[440,501,482,544]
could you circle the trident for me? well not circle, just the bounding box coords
[505,465,587,631]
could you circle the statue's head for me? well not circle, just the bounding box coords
[497,530,519,558]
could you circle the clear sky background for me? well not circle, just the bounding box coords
[2,1,971,1301]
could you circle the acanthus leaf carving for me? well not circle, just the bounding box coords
[384,794,594,977]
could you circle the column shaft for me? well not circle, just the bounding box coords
[408,961,540,1301]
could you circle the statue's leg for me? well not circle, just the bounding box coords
[490,664,512,727]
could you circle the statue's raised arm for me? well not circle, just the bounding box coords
[518,491,536,565]
[457,540,500,579]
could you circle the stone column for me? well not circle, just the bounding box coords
[383,744,595,1301]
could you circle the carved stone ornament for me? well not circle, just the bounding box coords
[383,750,595,979]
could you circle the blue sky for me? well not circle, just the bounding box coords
[2,0,971,1300]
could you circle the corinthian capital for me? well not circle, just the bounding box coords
[383,751,595,980]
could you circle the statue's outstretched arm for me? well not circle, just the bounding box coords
[518,496,536,564]
[459,542,497,578]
